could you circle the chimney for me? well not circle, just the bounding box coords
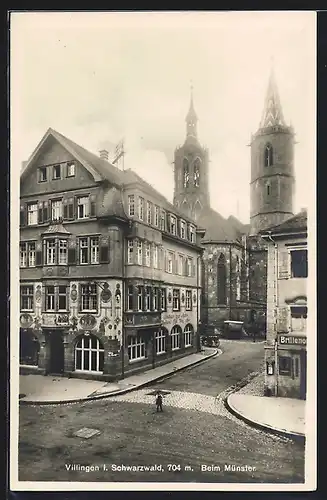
[99,149,109,161]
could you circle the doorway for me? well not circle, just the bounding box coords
[48,330,64,374]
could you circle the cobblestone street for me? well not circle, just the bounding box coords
[18,340,305,483]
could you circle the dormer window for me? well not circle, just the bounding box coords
[161,209,166,231]
[53,164,61,180]
[189,224,195,243]
[169,215,177,235]
[67,161,76,177]
[38,167,47,183]
[180,220,186,239]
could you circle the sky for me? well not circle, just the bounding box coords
[10,11,316,223]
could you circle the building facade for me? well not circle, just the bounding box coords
[19,128,203,381]
[261,211,308,399]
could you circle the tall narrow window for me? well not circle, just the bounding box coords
[147,201,153,225]
[217,254,227,305]
[170,215,177,235]
[77,196,89,219]
[127,285,134,311]
[90,237,99,264]
[180,220,186,239]
[79,238,89,264]
[137,240,143,265]
[28,242,36,267]
[27,203,38,225]
[189,225,195,243]
[171,325,181,350]
[58,286,68,311]
[236,256,241,301]
[20,242,27,267]
[58,239,68,265]
[128,195,135,216]
[193,158,201,187]
[52,164,61,180]
[137,286,143,311]
[172,289,180,311]
[160,288,167,311]
[51,199,62,221]
[264,143,273,167]
[185,290,192,311]
[67,161,75,177]
[183,158,189,188]
[161,209,166,231]
[38,166,47,182]
[144,242,151,267]
[127,240,134,264]
[138,197,144,220]
[154,206,160,227]
[20,285,34,311]
[266,182,271,196]
[46,239,56,265]
[153,245,158,269]
[145,286,151,311]
[45,286,55,311]
[80,284,97,311]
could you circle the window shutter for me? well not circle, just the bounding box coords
[43,201,49,223]
[35,242,43,266]
[278,249,290,279]
[68,198,74,220]
[68,238,77,265]
[20,204,26,226]
[90,195,96,217]
[99,236,109,263]
[38,202,44,224]
[63,199,68,220]
[277,306,290,333]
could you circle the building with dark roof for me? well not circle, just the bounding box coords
[19,128,204,381]
[173,70,296,334]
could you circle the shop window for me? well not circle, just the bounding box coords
[128,335,146,361]
[75,334,104,372]
[279,356,292,376]
[290,249,308,278]
[155,329,166,354]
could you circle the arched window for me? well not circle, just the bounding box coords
[20,329,40,366]
[75,334,104,372]
[171,325,182,350]
[183,158,189,188]
[264,144,273,167]
[184,324,194,347]
[217,254,227,305]
[193,158,201,187]
[236,256,241,301]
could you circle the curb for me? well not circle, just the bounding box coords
[20,348,220,406]
[224,393,305,444]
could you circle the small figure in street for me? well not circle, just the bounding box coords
[155,390,163,412]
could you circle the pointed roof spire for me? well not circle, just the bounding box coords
[185,81,198,139]
[186,80,198,123]
[260,62,286,129]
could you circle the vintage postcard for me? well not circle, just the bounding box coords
[9,11,317,491]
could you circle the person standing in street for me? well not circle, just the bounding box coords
[155,390,163,412]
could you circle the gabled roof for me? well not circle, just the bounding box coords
[20,128,124,187]
[197,208,247,243]
[260,210,307,235]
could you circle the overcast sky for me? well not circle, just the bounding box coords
[11,11,316,223]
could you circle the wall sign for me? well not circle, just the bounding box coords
[277,334,307,346]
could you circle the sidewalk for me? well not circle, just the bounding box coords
[226,374,306,440]
[19,347,218,405]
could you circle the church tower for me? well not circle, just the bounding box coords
[173,87,210,221]
[250,69,295,234]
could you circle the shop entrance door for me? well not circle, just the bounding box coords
[300,351,307,400]
[48,330,64,374]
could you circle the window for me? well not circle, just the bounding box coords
[145,242,151,267]
[169,215,177,235]
[187,258,193,277]
[167,251,174,274]
[20,330,39,366]
[80,284,98,312]
[53,164,61,180]
[154,206,160,227]
[189,225,195,243]
[78,237,99,265]
[264,143,273,167]
[127,285,134,311]
[186,290,192,311]
[153,245,158,269]
[171,325,181,350]
[45,286,55,311]
[20,285,34,311]
[58,285,68,311]
[152,287,159,311]
[137,240,143,265]
[267,183,271,196]
[173,289,180,311]
[51,199,62,221]
[217,254,227,305]
[75,335,104,372]
[27,203,38,225]
[193,158,200,187]
[128,195,135,216]
[279,356,292,376]
[236,256,241,301]
[183,158,189,188]
[67,161,75,177]
[46,239,56,265]
[184,324,194,347]
[291,306,307,333]
[138,197,144,220]
[20,242,36,267]
[161,209,166,231]
[38,167,47,182]
[160,288,167,311]
[58,239,68,265]
[155,329,166,354]
[145,286,151,311]
[180,220,186,239]
[128,335,146,361]
[137,286,143,311]
[290,249,308,278]
[147,201,153,225]
[127,240,134,264]
[77,196,89,219]
[178,255,184,275]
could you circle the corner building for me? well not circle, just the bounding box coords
[19,128,203,380]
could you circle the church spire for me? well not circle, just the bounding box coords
[186,82,198,138]
[259,66,286,129]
